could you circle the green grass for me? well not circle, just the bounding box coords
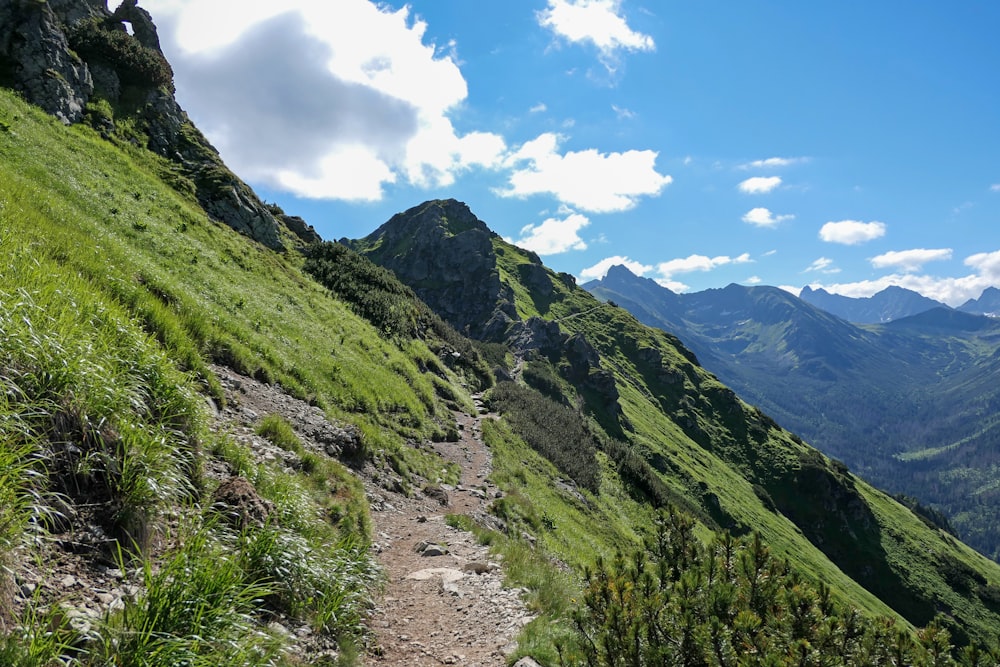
[0,87,461,663]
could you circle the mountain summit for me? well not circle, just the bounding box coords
[799,284,950,323]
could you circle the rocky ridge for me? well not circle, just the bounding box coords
[0,0,289,249]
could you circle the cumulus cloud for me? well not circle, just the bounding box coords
[509,211,590,255]
[499,133,673,212]
[738,176,782,194]
[805,257,840,274]
[579,255,653,281]
[537,0,654,58]
[153,0,505,200]
[657,253,752,278]
[810,249,1000,306]
[530,102,548,113]
[819,220,886,245]
[991,184,1000,192]
[870,248,952,273]
[742,207,793,227]
[740,157,807,170]
[745,276,762,285]
[966,249,1000,281]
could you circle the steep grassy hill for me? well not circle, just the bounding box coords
[4,2,1000,660]
[352,200,1000,651]
[0,88,499,665]
[586,266,1000,560]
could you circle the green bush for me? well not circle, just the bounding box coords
[255,414,302,453]
[561,508,1000,666]
[488,382,600,493]
[68,18,173,90]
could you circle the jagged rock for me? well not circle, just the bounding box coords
[0,0,94,123]
[422,484,450,506]
[110,0,160,51]
[348,200,515,339]
[211,476,274,528]
[505,316,565,357]
[514,658,544,667]
[280,214,322,245]
[565,333,601,376]
[517,262,552,297]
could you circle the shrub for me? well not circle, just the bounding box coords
[68,18,173,90]
[488,382,600,493]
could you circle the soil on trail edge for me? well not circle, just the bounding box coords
[365,400,534,666]
[204,365,532,665]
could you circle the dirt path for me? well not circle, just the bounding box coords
[364,399,532,666]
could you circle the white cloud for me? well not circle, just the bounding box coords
[966,249,1000,281]
[804,257,840,274]
[990,184,1000,192]
[509,211,590,255]
[537,0,655,57]
[740,156,807,170]
[150,0,505,200]
[745,275,762,285]
[530,102,548,113]
[655,278,691,292]
[809,249,1000,306]
[499,133,672,212]
[579,255,653,281]
[742,207,793,227]
[612,104,636,120]
[819,220,886,245]
[657,253,751,278]
[870,248,952,273]
[738,176,782,194]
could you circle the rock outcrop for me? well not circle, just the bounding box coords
[347,200,515,339]
[0,0,288,250]
[0,0,95,124]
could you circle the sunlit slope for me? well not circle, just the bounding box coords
[353,202,1000,645]
[0,89,477,476]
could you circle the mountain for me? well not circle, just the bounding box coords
[354,203,1000,648]
[799,284,950,323]
[960,286,1000,317]
[5,1,1000,662]
[587,265,1000,560]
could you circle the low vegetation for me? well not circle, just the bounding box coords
[487,382,601,493]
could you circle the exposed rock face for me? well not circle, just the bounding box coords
[0,0,287,250]
[0,0,94,124]
[349,200,515,339]
[280,214,322,246]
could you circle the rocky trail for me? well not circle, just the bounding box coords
[206,367,535,665]
[365,396,534,666]
[8,365,535,665]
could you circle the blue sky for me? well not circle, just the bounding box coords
[143,0,1000,305]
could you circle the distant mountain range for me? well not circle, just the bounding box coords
[798,284,1000,323]
[586,265,1000,559]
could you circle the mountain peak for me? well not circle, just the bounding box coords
[348,200,516,339]
[799,284,948,323]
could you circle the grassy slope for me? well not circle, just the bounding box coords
[487,238,1000,645]
[589,276,1000,559]
[0,89,481,662]
[6,82,1000,659]
[0,89,467,475]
